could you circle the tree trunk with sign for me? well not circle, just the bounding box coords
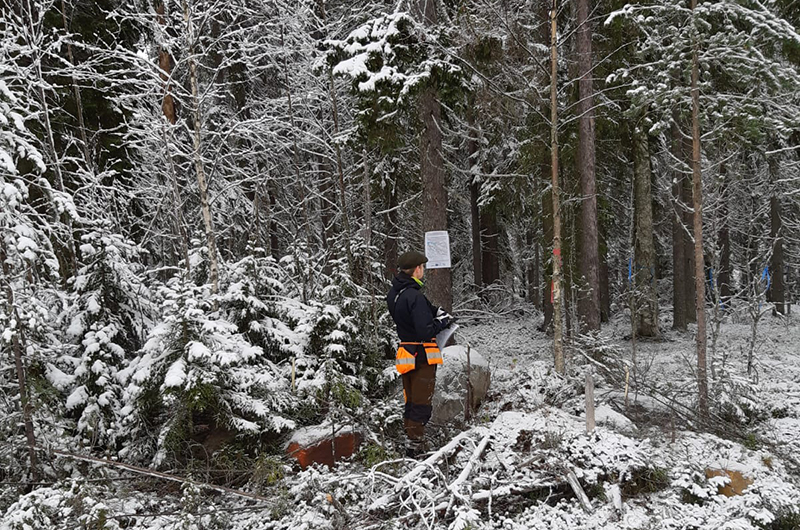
[416,0,452,312]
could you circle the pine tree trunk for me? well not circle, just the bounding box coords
[416,0,452,312]
[550,0,565,374]
[183,0,220,295]
[576,0,600,333]
[156,2,177,125]
[690,2,709,418]
[632,115,659,337]
[768,157,785,315]
[420,83,452,312]
[671,119,688,331]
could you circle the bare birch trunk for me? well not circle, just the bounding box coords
[576,0,600,333]
[690,0,709,418]
[550,0,565,374]
[183,0,219,295]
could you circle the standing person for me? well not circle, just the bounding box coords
[387,251,453,457]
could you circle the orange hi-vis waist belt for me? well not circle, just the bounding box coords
[395,341,442,374]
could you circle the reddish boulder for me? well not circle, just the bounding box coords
[285,423,362,469]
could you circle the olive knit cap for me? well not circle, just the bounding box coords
[398,250,428,270]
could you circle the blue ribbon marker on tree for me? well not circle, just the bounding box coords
[628,257,633,284]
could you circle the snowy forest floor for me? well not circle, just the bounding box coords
[3,308,800,530]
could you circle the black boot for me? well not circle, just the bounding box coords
[405,437,428,459]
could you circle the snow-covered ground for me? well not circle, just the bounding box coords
[3,311,800,530]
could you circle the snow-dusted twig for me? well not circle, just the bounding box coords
[49,449,272,503]
[566,468,593,514]
[394,430,472,493]
[445,428,492,515]
[448,428,491,495]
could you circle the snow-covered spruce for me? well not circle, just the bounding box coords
[117,278,296,466]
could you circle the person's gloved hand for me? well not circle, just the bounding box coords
[436,316,451,329]
[435,307,456,329]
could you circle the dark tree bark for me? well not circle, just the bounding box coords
[682,171,697,323]
[60,0,91,167]
[527,229,540,306]
[156,2,177,125]
[328,69,357,279]
[468,122,483,288]
[541,175,554,331]
[416,0,452,312]
[718,163,731,305]
[671,118,688,330]
[268,187,280,260]
[550,0,564,373]
[576,0,601,332]
[481,207,500,286]
[632,115,659,337]
[768,157,786,315]
[470,180,482,287]
[1,243,38,481]
[600,231,611,322]
[383,183,398,280]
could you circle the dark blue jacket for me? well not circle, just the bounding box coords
[387,273,448,360]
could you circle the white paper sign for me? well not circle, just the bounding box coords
[424,231,451,269]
